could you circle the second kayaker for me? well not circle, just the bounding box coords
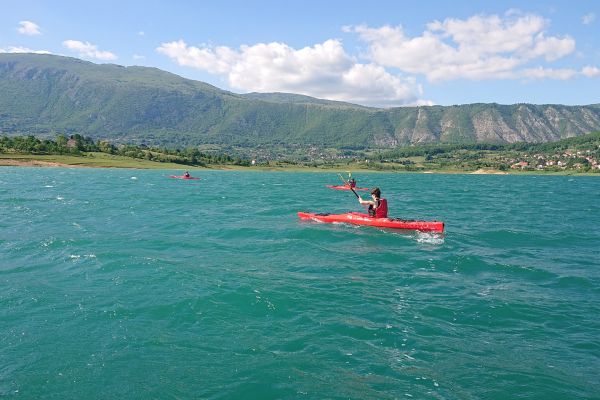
[358,187,388,218]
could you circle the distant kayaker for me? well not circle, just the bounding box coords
[358,187,388,218]
[184,171,190,178]
[346,172,357,188]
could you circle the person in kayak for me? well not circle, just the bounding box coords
[184,171,190,178]
[346,172,356,188]
[358,187,388,218]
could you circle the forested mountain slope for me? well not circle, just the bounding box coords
[1,53,599,148]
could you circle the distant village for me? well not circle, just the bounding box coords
[246,143,600,173]
[507,149,600,171]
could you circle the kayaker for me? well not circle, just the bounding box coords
[358,187,388,218]
[184,171,190,178]
[346,172,356,188]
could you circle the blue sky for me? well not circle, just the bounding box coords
[1,0,598,107]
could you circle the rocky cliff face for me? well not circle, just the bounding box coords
[387,104,600,145]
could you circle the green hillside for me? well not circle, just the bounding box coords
[1,53,600,149]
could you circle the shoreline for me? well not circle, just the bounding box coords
[469,168,508,175]
[0,159,90,168]
[2,157,598,176]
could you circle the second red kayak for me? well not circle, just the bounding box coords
[298,211,444,233]
[169,175,200,180]
[326,185,369,191]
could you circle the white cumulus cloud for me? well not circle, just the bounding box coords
[157,39,424,107]
[62,40,117,61]
[581,66,600,77]
[157,39,238,74]
[582,13,596,25]
[350,12,576,82]
[17,20,41,36]
[0,46,51,54]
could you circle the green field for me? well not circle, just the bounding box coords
[0,153,382,173]
[0,153,190,169]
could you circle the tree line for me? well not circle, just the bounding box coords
[0,134,251,167]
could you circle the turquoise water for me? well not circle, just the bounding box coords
[1,167,599,399]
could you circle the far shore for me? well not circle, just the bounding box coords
[470,168,508,175]
[1,155,597,176]
[0,159,85,168]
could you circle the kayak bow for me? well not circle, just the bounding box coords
[298,211,444,233]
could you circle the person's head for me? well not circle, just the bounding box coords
[371,187,381,199]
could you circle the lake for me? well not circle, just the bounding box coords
[1,167,599,399]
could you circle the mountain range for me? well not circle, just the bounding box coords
[1,53,599,149]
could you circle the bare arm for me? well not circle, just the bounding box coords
[358,196,374,207]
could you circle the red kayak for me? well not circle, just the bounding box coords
[326,185,369,191]
[298,211,444,233]
[169,175,200,180]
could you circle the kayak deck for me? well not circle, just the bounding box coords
[326,185,369,191]
[169,175,200,180]
[298,211,444,233]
